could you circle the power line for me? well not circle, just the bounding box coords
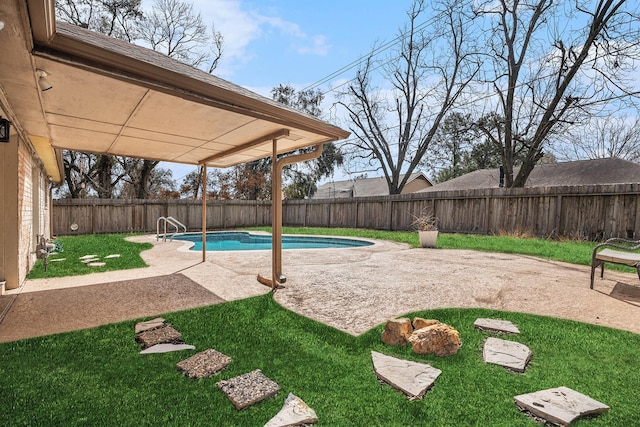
[302,15,440,92]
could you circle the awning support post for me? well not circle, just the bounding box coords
[258,141,324,291]
[202,165,207,263]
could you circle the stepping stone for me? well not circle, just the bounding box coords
[265,393,318,427]
[140,343,196,354]
[81,258,100,263]
[177,349,232,379]
[135,317,165,334]
[79,254,98,259]
[474,318,520,334]
[87,262,106,267]
[104,254,121,259]
[136,324,183,349]
[483,337,532,373]
[49,258,66,262]
[371,351,441,400]
[514,386,609,426]
[216,369,280,410]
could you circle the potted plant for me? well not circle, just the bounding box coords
[411,211,439,248]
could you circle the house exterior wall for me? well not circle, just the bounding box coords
[0,108,50,290]
[401,176,432,194]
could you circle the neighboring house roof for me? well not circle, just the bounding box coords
[314,172,432,198]
[420,158,640,192]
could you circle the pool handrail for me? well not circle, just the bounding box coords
[156,216,187,242]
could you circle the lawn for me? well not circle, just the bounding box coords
[0,295,637,426]
[10,229,637,425]
[27,234,152,279]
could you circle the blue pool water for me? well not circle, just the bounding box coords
[174,232,373,251]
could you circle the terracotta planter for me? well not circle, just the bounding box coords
[418,230,438,248]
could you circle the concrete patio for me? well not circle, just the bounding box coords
[1,234,638,342]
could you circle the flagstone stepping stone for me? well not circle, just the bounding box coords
[140,343,196,354]
[79,255,98,259]
[49,258,66,262]
[264,393,318,427]
[371,351,442,400]
[216,369,280,410]
[104,254,121,259]
[81,258,100,263]
[136,324,183,349]
[474,318,520,334]
[177,349,232,379]
[135,317,166,334]
[483,337,532,373]
[87,262,106,267]
[514,386,609,426]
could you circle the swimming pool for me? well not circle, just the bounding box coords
[174,231,373,251]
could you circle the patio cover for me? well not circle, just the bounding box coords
[25,1,348,170]
[3,0,349,288]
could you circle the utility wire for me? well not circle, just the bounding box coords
[302,14,440,92]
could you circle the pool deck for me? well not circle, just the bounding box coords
[2,234,640,341]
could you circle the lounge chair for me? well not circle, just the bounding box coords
[590,238,640,289]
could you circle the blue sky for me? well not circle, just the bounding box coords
[192,0,415,92]
[154,0,417,183]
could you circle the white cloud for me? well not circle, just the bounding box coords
[190,0,330,78]
[297,35,331,56]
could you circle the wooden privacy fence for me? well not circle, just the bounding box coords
[53,183,640,240]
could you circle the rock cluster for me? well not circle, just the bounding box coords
[133,319,316,424]
[382,317,461,357]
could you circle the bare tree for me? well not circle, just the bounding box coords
[137,0,223,72]
[57,0,224,198]
[119,164,176,198]
[474,0,640,187]
[337,0,479,194]
[558,115,640,162]
[56,0,143,41]
[123,0,224,198]
[59,151,126,198]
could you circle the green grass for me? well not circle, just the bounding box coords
[29,228,608,281]
[27,234,152,279]
[0,295,637,426]
[9,230,639,424]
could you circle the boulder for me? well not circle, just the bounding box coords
[413,318,441,330]
[409,323,461,357]
[381,318,413,346]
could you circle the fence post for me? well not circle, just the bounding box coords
[554,195,562,237]
[484,196,490,234]
[355,200,358,229]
